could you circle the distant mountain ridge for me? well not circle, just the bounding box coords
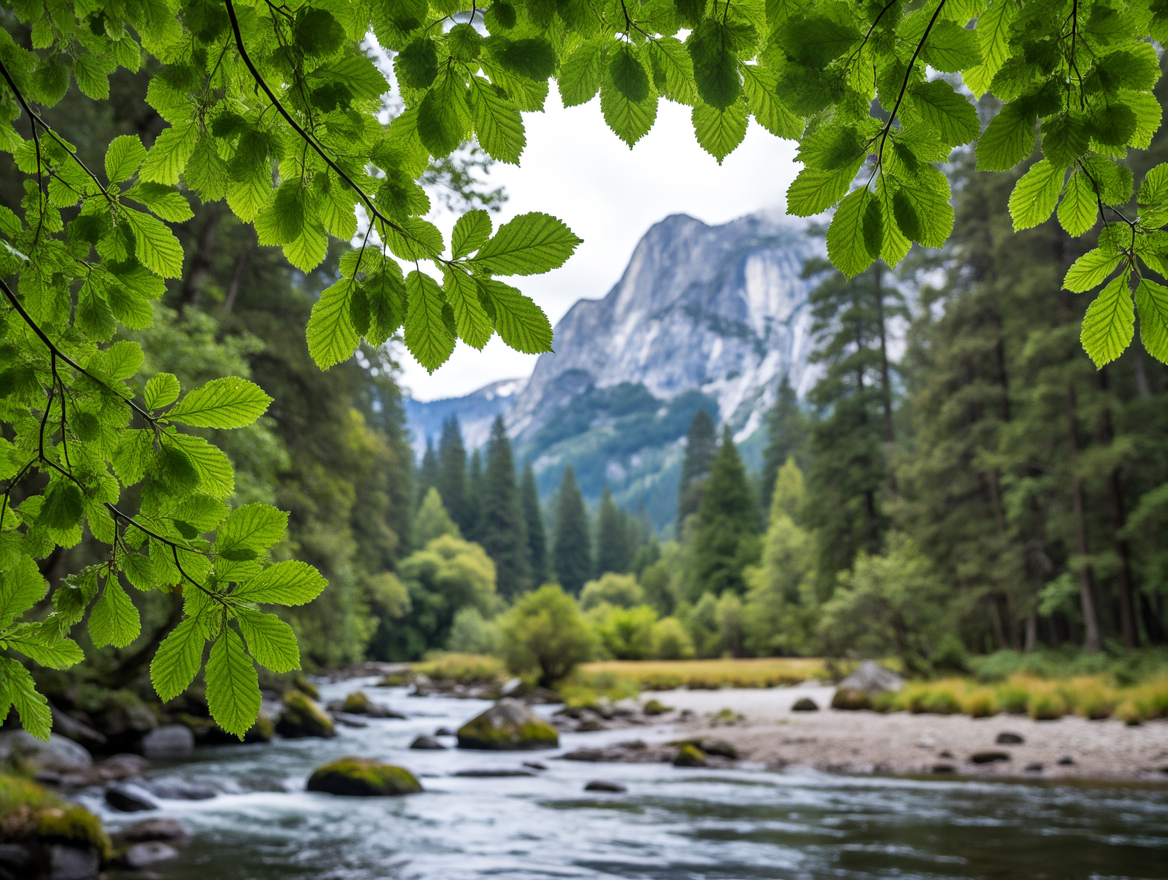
[406,211,822,530]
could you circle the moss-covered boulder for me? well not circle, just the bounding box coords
[457,699,559,751]
[0,774,110,875]
[642,699,672,716]
[830,688,873,711]
[305,757,422,797]
[673,744,708,767]
[276,692,335,739]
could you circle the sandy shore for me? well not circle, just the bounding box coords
[638,685,1168,783]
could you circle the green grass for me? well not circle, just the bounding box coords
[579,657,830,691]
[413,653,507,684]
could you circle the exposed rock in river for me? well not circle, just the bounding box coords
[276,692,336,739]
[457,699,558,751]
[306,757,422,797]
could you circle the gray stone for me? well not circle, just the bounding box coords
[451,768,535,777]
[409,736,446,750]
[0,730,92,772]
[1025,763,1044,773]
[141,778,217,800]
[969,751,1011,765]
[0,843,33,868]
[995,732,1024,745]
[584,780,626,792]
[118,842,179,869]
[932,764,956,774]
[836,661,905,696]
[105,781,158,812]
[456,699,559,751]
[791,697,819,712]
[47,845,99,880]
[522,761,547,771]
[121,818,192,843]
[49,707,107,750]
[434,727,455,737]
[140,724,195,757]
[1057,755,1076,766]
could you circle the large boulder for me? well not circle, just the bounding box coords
[456,699,559,751]
[0,731,92,775]
[276,692,336,739]
[104,782,157,813]
[306,757,422,797]
[832,661,904,710]
[85,689,157,750]
[0,775,109,876]
[119,818,192,843]
[139,725,195,757]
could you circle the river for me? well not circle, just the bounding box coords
[84,676,1168,880]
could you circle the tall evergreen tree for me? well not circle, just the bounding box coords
[595,486,632,576]
[437,417,469,534]
[418,440,440,509]
[464,448,484,544]
[761,375,810,514]
[677,408,718,533]
[521,462,550,586]
[553,465,592,594]
[688,426,760,598]
[479,416,532,598]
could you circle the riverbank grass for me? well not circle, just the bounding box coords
[580,658,830,691]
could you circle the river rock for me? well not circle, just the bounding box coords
[140,724,195,757]
[584,780,626,792]
[1057,756,1076,766]
[996,732,1024,745]
[791,697,819,712]
[49,706,107,751]
[456,699,559,751]
[334,691,405,718]
[560,740,671,764]
[409,736,445,750]
[0,731,92,774]
[59,753,149,787]
[523,761,547,771]
[120,818,192,843]
[673,744,708,767]
[276,691,336,739]
[88,689,157,750]
[1025,763,1044,773]
[48,844,99,880]
[141,778,217,800]
[104,782,158,812]
[969,751,1011,765]
[0,844,33,871]
[331,712,369,728]
[435,727,455,737]
[116,842,179,869]
[451,768,535,777]
[838,661,905,695]
[642,699,672,716]
[306,756,422,797]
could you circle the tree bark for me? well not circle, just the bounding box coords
[1094,370,1138,649]
[1064,383,1101,653]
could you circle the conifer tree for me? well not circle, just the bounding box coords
[464,449,484,545]
[520,462,550,586]
[552,465,592,595]
[417,440,440,509]
[436,417,469,534]
[688,426,760,598]
[415,487,461,547]
[761,376,811,514]
[677,409,718,533]
[595,487,631,576]
[479,416,532,598]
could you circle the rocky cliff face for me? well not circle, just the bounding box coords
[405,211,820,529]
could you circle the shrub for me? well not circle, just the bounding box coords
[651,617,695,660]
[1062,677,1116,720]
[1028,686,1067,720]
[580,573,644,611]
[592,604,658,660]
[500,585,595,686]
[414,653,505,684]
[961,687,1000,718]
[445,607,502,656]
[996,678,1031,715]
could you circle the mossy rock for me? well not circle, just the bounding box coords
[306,757,422,797]
[178,711,274,744]
[457,699,559,751]
[276,691,335,739]
[642,699,672,716]
[342,691,372,714]
[291,673,319,700]
[831,687,873,711]
[0,774,110,860]
[673,744,708,767]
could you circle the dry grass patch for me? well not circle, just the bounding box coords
[580,658,829,691]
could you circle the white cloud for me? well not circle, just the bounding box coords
[398,92,801,401]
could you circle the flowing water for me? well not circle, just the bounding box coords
[83,677,1168,880]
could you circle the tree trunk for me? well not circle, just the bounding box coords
[178,207,222,313]
[872,264,898,500]
[1094,370,1138,649]
[222,229,255,315]
[1064,383,1101,653]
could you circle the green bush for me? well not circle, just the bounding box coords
[651,617,695,660]
[580,573,644,611]
[500,585,595,686]
[592,604,658,660]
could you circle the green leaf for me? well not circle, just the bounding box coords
[362,264,408,346]
[417,73,472,159]
[0,555,48,626]
[976,103,1037,172]
[1057,169,1098,236]
[124,210,184,278]
[964,0,1017,96]
[442,266,494,349]
[88,579,141,648]
[150,615,205,702]
[693,98,747,163]
[404,270,455,371]
[1043,112,1091,167]
[205,627,261,739]
[167,433,236,499]
[471,212,581,276]
[477,278,553,354]
[235,607,300,673]
[1132,277,1168,365]
[741,64,800,140]
[1008,160,1064,231]
[468,76,526,164]
[559,39,605,107]
[140,122,198,185]
[307,279,360,370]
[919,19,980,72]
[38,482,84,532]
[232,560,327,606]
[907,80,979,146]
[168,377,273,429]
[688,19,744,110]
[216,503,288,557]
[1138,164,1168,228]
[827,187,879,279]
[0,658,51,741]
[786,156,865,217]
[1081,271,1134,367]
[7,626,84,669]
[648,37,698,106]
[396,37,438,90]
[601,44,658,147]
[105,135,147,183]
[452,210,493,259]
[1064,248,1122,293]
[145,372,181,410]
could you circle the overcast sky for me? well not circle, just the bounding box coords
[397,93,802,402]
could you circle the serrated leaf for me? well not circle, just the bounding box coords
[88,579,141,648]
[168,433,235,499]
[105,135,147,183]
[39,482,84,531]
[601,44,657,147]
[442,266,494,349]
[452,210,492,259]
[468,76,525,164]
[559,39,604,107]
[0,658,51,741]
[235,607,300,673]
[907,80,979,146]
[976,102,1037,172]
[168,377,272,429]
[0,554,47,626]
[1064,248,1122,292]
[205,627,261,739]
[741,64,800,140]
[477,278,552,354]
[1138,164,1168,227]
[140,123,198,185]
[307,279,360,369]
[964,0,1017,96]
[232,560,327,606]
[649,37,698,106]
[1058,169,1098,236]
[404,270,455,371]
[417,73,472,159]
[692,99,747,163]
[150,615,205,702]
[145,372,181,410]
[7,627,84,669]
[1081,271,1134,367]
[471,212,581,276]
[1009,160,1064,231]
[216,503,288,557]
[786,156,865,217]
[827,187,878,278]
[1135,276,1168,362]
[124,210,184,278]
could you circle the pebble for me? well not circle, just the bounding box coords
[584,780,627,792]
[995,732,1025,745]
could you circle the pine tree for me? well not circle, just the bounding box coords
[552,465,592,595]
[520,462,550,586]
[595,486,631,576]
[464,449,484,544]
[479,416,532,598]
[677,408,718,533]
[761,376,810,514]
[417,440,440,509]
[415,487,461,546]
[436,417,469,534]
[688,426,760,598]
